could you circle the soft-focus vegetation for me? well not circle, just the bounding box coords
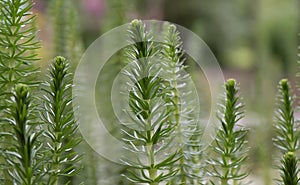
[0,0,298,184]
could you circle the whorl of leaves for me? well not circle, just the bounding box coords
[279,152,299,185]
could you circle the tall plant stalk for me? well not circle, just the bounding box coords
[0,0,40,182]
[274,79,300,185]
[41,56,82,185]
[5,84,43,184]
[161,23,203,184]
[208,79,248,185]
[274,79,298,153]
[122,19,179,185]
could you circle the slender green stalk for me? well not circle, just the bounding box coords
[274,79,300,185]
[274,79,298,153]
[162,24,186,184]
[51,0,70,57]
[161,23,203,184]
[208,79,248,185]
[5,84,43,184]
[0,0,40,90]
[0,0,40,182]
[41,56,82,185]
[50,0,83,65]
[122,19,178,184]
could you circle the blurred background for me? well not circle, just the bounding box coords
[33,0,299,184]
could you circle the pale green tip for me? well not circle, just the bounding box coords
[285,151,295,159]
[15,83,29,97]
[131,19,142,27]
[280,79,288,86]
[227,78,236,86]
[279,79,289,91]
[169,24,176,32]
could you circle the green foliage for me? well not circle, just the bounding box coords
[279,152,299,185]
[0,1,298,183]
[0,0,40,182]
[0,0,40,92]
[274,79,300,185]
[5,84,44,184]
[274,79,299,153]
[161,23,204,184]
[41,56,82,185]
[122,19,179,185]
[208,79,248,185]
[50,0,83,63]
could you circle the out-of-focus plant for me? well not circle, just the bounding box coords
[50,0,83,65]
[41,56,82,185]
[161,23,204,185]
[274,79,300,185]
[208,79,248,185]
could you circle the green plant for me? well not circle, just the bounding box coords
[208,79,248,185]
[279,152,299,185]
[5,84,44,184]
[274,79,299,153]
[122,19,179,185]
[274,79,300,185]
[41,56,82,185]
[161,23,204,185]
[0,0,40,182]
[0,1,298,183]
[0,0,40,90]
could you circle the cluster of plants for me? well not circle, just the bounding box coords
[0,1,299,185]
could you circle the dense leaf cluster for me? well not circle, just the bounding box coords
[208,79,248,185]
[274,79,300,185]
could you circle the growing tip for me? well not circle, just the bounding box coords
[280,79,288,85]
[169,24,177,32]
[15,83,29,97]
[54,56,67,70]
[131,19,142,27]
[279,79,289,91]
[285,151,295,160]
[226,78,236,87]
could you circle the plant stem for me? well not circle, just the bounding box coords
[171,64,186,185]
[147,128,158,184]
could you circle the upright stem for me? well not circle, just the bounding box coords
[171,66,186,184]
[147,129,158,185]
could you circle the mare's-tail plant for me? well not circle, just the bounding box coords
[274,79,300,185]
[50,1,85,184]
[41,56,82,185]
[121,19,179,185]
[279,152,299,185]
[0,0,40,93]
[161,23,204,184]
[5,84,44,184]
[0,0,40,182]
[208,79,248,185]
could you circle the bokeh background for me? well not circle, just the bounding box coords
[32,0,299,184]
